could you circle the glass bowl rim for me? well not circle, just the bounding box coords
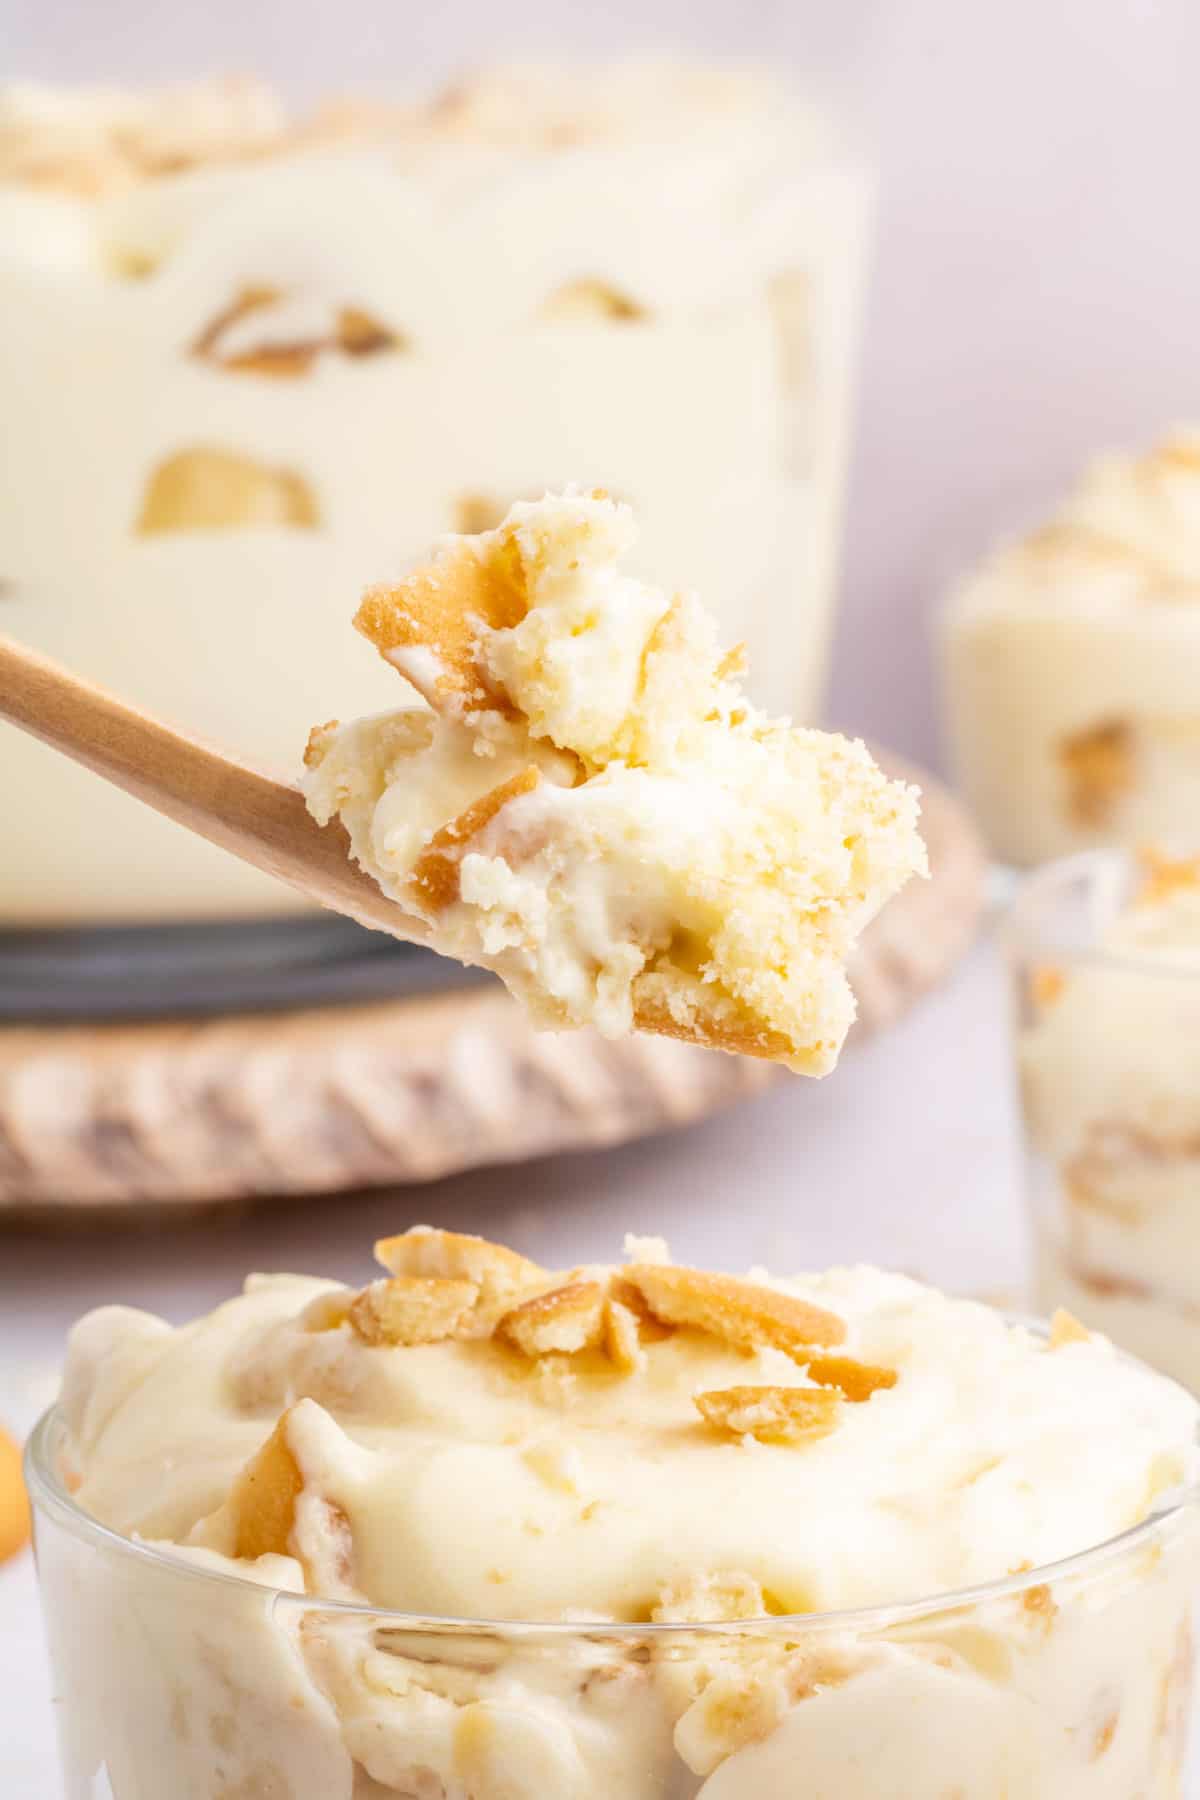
[1004,847,1200,982]
[25,1350,1200,1642]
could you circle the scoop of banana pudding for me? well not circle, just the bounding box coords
[45,1229,1200,1798]
[303,491,925,1074]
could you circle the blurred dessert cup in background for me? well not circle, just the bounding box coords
[1013,847,1200,1390]
[941,433,1200,867]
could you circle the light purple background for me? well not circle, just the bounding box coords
[8,0,1200,768]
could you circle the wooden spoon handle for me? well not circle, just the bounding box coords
[0,635,426,942]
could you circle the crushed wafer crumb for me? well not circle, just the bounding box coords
[348,1275,479,1347]
[800,1352,898,1402]
[694,1384,842,1445]
[228,1411,303,1560]
[521,1438,585,1495]
[498,1280,607,1357]
[674,1646,855,1777]
[540,277,646,322]
[409,767,542,912]
[1135,848,1200,908]
[0,76,287,197]
[219,1405,357,1593]
[623,1263,845,1356]
[135,446,319,534]
[1021,1582,1057,1633]
[629,987,798,1065]
[623,1233,670,1265]
[303,721,341,771]
[1,68,792,198]
[374,1227,549,1332]
[608,1275,676,1344]
[601,1297,645,1373]
[1048,1308,1092,1350]
[191,285,401,378]
[650,1570,769,1623]
[355,537,528,718]
[1058,720,1134,828]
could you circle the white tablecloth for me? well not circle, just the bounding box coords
[0,931,1023,1793]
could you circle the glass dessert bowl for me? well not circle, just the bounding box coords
[25,1229,1200,1796]
[1012,847,1200,1391]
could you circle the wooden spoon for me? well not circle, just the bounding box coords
[0,635,428,942]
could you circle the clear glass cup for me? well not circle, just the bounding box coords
[1,56,874,939]
[1010,849,1200,1389]
[26,1396,1200,1798]
[937,480,1200,872]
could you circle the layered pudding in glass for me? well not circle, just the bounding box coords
[0,67,872,923]
[28,1227,1200,1796]
[941,433,1200,866]
[1017,848,1200,1389]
